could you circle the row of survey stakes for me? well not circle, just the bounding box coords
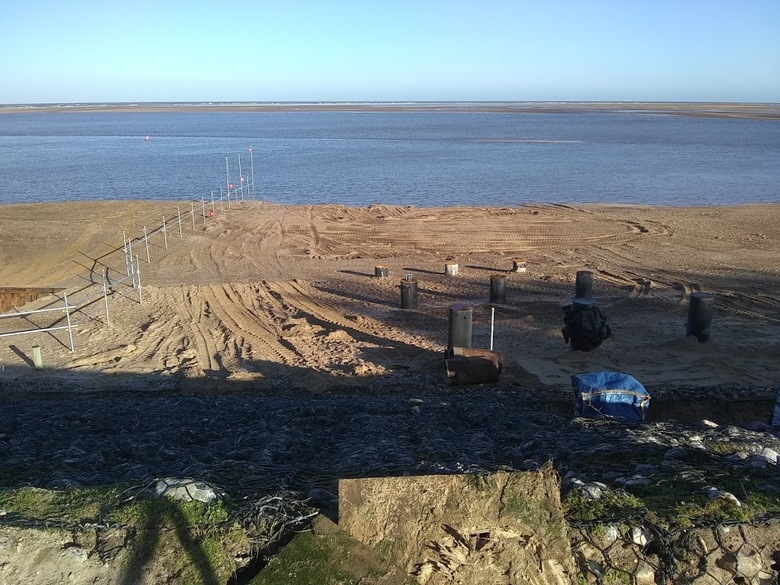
[377,262,735,424]
[0,150,258,362]
[107,150,257,325]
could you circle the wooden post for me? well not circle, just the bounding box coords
[445,263,459,276]
[686,292,714,343]
[32,345,43,370]
[575,270,593,299]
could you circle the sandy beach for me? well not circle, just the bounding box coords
[0,200,778,404]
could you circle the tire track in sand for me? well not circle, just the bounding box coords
[263,280,438,352]
[175,285,218,373]
[202,283,301,366]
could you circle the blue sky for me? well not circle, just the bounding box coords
[1,0,778,104]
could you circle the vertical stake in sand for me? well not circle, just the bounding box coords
[575,270,593,299]
[400,276,417,309]
[162,217,168,250]
[122,231,130,277]
[211,191,216,215]
[202,196,206,226]
[143,226,150,262]
[128,238,135,286]
[177,205,183,239]
[445,263,459,276]
[375,266,389,278]
[191,202,196,231]
[102,268,111,326]
[490,307,495,350]
[512,258,527,273]
[249,145,255,195]
[238,154,243,201]
[225,156,230,206]
[219,188,224,213]
[64,291,74,352]
[686,292,714,343]
[447,303,473,353]
[490,274,507,304]
[136,255,143,304]
[32,345,43,370]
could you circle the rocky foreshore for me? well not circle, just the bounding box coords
[1,378,778,518]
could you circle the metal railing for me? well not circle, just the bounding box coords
[0,291,75,351]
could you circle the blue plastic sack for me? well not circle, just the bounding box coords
[572,372,650,422]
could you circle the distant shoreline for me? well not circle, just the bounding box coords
[1,101,779,119]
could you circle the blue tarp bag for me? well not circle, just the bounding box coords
[572,371,650,422]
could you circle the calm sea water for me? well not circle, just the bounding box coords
[0,110,778,207]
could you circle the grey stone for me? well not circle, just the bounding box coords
[61,544,88,563]
[45,478,82,489]
[664,447,688,460]
[624,475,652,488]
[577,483,603,500]
[747,457,769,470]
[600,471,623,482]
[725,451,749,463]
[600,525,619,546]
[630,526,652,546]
[152,478,224,503]
[757,446,779,464]
[635,561,656,585]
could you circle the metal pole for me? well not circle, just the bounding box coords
[490,307,495,351]
[219,187,224,212]
[225,156,230,205]
[144,226,150,262]
[103,268,111,326]
[249,146,255,195]
[64,291,75,352]
[238,154,243,201]
[177,205,183,239]
[136,255,143,304]
[447,303,473,352]
[122,231,130,277]
[162,216,168,250]
[128,237,135,286]
[191,201,196,230]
